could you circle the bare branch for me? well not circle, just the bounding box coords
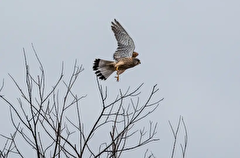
[0,46,164,158]
[169,116,181,158]
[180,117,188,158]
[0,79,4,93]
[169,116,188,158]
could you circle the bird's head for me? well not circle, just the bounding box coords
[133,58,141,66]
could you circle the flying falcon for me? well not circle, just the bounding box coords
[93,19,141,82]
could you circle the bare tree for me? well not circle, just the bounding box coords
[169,116,188,158]
[0,46,164,158]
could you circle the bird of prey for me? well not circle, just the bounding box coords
[93,19,141,82]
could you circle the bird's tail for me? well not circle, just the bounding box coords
[93,59,115,80]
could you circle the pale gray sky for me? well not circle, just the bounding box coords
[1,0,240,157]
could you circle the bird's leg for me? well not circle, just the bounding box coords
[114,64,122,82]
[115,75,119,82]
[115,70,120,82]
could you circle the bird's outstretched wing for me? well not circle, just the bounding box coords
[111,19,135,61]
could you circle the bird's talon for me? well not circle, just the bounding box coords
[115,75,119,82]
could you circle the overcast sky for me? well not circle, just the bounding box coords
[1,0,240,157]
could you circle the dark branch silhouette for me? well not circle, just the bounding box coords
[0,46,166,158]
[169,116,188,158]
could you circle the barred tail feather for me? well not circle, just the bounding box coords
[93,59,115,80]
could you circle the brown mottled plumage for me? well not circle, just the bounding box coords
[93,19,141,82]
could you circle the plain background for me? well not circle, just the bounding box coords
[1,1,240,157]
